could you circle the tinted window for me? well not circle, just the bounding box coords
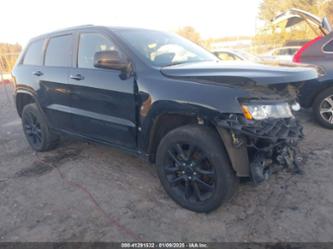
[45,35,73,67]
[324,40,333,52]
[23,40,44,65]
[78,33,116,69]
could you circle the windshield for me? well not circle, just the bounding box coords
[115,29,217,67]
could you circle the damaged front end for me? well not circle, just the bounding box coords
[216,113,303,184]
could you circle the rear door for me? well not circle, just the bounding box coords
[69,31,137,149]
[39,34,74,131]
[13,38,45,98]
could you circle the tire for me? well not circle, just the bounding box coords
[21,103,59,152]
[313,88,333,129]
[156,125,238,213]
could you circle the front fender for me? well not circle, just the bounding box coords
[136,73,248,154]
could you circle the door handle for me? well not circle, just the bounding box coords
[70,74,84,81]
[32,71,43,76]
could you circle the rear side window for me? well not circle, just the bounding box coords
[323,40,333,52]
[45,35,73,67]
[78,33,116,69]
[23,40,44,65]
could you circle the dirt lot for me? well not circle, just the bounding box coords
[0,82,332,242]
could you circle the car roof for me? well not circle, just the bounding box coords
[28,25,158,42]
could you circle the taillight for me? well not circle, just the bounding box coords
[293,36,323,63]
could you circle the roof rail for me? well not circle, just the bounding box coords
[30,25,96,41]
[52,24,95,32]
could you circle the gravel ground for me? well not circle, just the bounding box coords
[0,82,332,242]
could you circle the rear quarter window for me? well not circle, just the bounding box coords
[23,39,44,65]
[45,35,73,67]
[323,40,333,52]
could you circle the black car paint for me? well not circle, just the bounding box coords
[12,26,318,178]
[161,61,317,85]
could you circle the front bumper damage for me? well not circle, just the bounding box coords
[216,114,303,184]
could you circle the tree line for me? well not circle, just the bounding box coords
[177,0,333,54]
[0,43,21,73]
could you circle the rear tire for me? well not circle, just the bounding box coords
[22,103,59,152]
[156,125,238,213]
[313,88,333,129]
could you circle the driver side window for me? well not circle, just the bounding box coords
[78,33,117,69]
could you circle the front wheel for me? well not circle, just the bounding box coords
[156,125,238,213]
[313,88,333,129]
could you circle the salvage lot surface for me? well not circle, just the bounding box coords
[0,82,333,242]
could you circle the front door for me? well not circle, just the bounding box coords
[40,34,74,131]
[69,32,137,149]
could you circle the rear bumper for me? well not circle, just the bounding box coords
[216,115,303,183]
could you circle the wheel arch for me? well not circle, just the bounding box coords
[142,100,219,161]
[146,112,202,162]
[141,100,250,177]
[15,90,44,118]
[141,104,244,176]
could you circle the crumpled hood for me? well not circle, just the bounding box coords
[160,61,318,85]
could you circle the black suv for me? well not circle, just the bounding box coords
[12,25,318,212]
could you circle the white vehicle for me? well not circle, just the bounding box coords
[260,46,301,63]
[212,49,262,63]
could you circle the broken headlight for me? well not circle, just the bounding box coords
[241,102,293,120]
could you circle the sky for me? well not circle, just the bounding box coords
[0,0,262,46]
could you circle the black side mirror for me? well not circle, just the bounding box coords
[94,50,128,70]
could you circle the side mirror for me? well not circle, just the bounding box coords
[94,50,128,70]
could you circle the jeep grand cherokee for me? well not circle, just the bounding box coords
[12,25,318,212]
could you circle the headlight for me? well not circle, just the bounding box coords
[241,102,293,120]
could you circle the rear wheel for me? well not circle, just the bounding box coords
[156,125,238,213]
[22,103,59,151]
[313,88,333,129]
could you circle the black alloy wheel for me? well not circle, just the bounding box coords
[23,111,43,148]
[156,125,238,213]
[164,143,216,202]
